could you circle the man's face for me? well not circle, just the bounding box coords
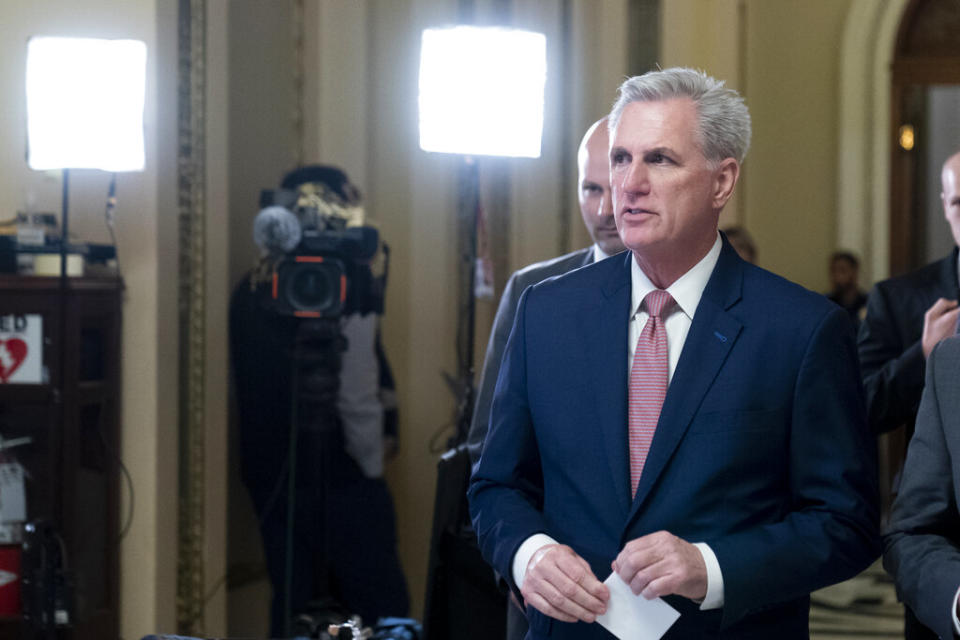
[610,98,735,264]
[578,127,625,256]
[942,158,960,247]
[829,258,857,290]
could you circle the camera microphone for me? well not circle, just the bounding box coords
[254,205,302,255]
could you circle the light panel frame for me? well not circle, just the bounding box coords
[26,36,147,172]
[418,25,546,158]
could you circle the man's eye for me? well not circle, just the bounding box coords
[583,185,602,194]
[648,152,668,164]
[611,152,628,165]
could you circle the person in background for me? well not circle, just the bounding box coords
[466,117,626,640]
[231,165,408,636]
[860,151,960,438]
[826,250,868,331]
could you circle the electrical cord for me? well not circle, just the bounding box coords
[255,457,290,528]
[104,173,124,280]
[89,406,135,542]
[115,446,135,541]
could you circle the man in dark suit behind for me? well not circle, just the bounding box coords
[469,67,879,639]
[884,335,960,640]
[466,117,625,640]
[468,117,626,467]
[859,151,960,439]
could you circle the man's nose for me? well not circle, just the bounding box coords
[621,163,650,196]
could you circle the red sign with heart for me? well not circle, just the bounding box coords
[0,339,28,383]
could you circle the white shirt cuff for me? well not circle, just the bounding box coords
[693,542,724,610]
[951,583,960,635]
[512,533,559,589]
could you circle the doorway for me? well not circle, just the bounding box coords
[889,0,960,274]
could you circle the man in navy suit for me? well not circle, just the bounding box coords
[468,67,880,638]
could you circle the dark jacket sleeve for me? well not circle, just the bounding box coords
[468,286,548,595]
[883,341,960,640]
[466,270,525,468]
[858,281,927,434]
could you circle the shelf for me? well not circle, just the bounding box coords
[0,279,120,640]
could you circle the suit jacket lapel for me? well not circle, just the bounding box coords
[587,252,633,511]
[629,241,745,520]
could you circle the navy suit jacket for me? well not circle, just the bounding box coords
[468,240,881,639]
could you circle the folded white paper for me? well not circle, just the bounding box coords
[595,572,680,640]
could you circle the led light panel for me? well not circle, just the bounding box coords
[419,26,546,158]
[26,36,147,171]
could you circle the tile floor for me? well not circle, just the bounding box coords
[810,561,904,639]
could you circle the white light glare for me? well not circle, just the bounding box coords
[419,26,546,158]
[26,36,147,172]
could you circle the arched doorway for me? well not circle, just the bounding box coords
[889,0,960,275]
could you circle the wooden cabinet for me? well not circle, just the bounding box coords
[0,276,121,640]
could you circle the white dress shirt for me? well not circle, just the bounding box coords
[952,583,960,635]
[513,234,725,611]
[593,243,613,264]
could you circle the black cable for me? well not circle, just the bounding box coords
[428,419,457,455]
[104,173,124,280]
[90,408,135,542]
[255,457,290,528]
[115,448,135,541]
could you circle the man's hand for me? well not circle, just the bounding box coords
[612,531,707,601]
[521,544,609,623]
[922,298,960,358]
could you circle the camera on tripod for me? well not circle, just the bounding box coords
[254,166,385,319]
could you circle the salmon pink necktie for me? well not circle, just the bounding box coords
[628,289,674,497]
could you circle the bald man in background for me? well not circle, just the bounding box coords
[466,118,626,640]
[860,151,960,441]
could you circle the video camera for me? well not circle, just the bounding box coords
[254,165,386,318]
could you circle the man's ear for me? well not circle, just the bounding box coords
[712,158,740,209]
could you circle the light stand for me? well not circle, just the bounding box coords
[24,35,146,639]
[453,156,480,445]
[417,25,546,640]
[418,24,546,442]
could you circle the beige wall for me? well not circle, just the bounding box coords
[662,0,852,292]
[743,0,852,292]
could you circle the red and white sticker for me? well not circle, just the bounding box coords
[0,315,42,384]
[0,569,16,588]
